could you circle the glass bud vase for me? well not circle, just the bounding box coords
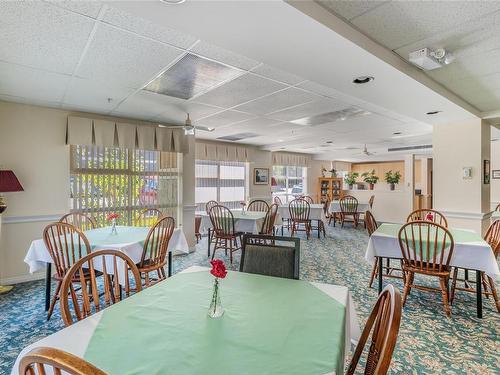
[208,278,224,318]
[110,218,118,235]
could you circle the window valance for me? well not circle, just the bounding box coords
[272,152,310,167]
[195,142,249,162]
[66,116,188,153]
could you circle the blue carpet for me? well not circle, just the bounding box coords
[1,225,498,374]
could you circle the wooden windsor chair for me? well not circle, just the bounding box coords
[247,199,269,212]
[339,195,359,228]
[407,209,448,227]
[59,212,97,232]
[289,198,311,239]
[135,208,162,227]
[209,204,243,264]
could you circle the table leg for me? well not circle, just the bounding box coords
[168,251,173,277]
[45,263,51,311]
[207,228,211,258]
[378,257,383,295]
[317,220,320,238]
[476,270,483,318]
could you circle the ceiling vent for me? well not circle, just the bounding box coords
[216,132,259,141]
[409,48,453,71]
[388,145,432,152]
[290,107,370,126]
[144,53,241,100]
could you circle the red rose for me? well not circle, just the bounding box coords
[210,259,227,279]
[107,213,120,221]
[425,213,434,221]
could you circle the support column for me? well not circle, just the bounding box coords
[433,119,491,234]
[182,135,196,250]
[404,154,416,211]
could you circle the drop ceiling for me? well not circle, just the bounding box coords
[0,0,491,162]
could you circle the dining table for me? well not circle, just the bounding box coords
[329,201,371,215]
[278,203,326,238]
[198,210,268,257]
[11,266,361,375]
[366,223,500,318]
[25,225,189,312]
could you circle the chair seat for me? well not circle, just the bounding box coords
[403,263,451,277]
[53,268,102,282]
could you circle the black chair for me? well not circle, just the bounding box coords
[241,234,300,279]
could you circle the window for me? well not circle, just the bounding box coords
[70,145,181,226]
[272,165,307,203]
[195,160,246,211]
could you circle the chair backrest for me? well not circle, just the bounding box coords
[347,285,402,375]
[323,196,331,216]
[139,216,175,269]
[302,195,314,204]
[273,196,283,205]
[496,203,500,211]
[406,209,448,227]
[288,198,310,221]
[369,195,375,209]
[340,195,358,214]
[209,204,236,237]
[135,208,162,227]
[61,250,142,326]
[485,219,500,258]
[365,211,378,236]
[195,215,202,235]
[398,221,454,273]
[260,203,278,235]
[59,212,97,232]
[205,200,218,214]
[241,234,300,279]
[43,222,91,279]
[247,199,269,212]
[19,347,107,375]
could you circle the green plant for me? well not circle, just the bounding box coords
[344,172,359,186]
[329,168,337,177]
[384,170,401,184]
[361,169,379,185]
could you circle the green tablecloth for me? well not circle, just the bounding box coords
[84,271,346,375]
[492,211,500,220]
[84,226,149,247]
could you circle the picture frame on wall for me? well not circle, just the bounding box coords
[492,170,500,179]
[484,160,490,184]
[254,168,269,185]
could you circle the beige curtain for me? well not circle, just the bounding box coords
[93,119,116,147]
[66,116,93,146]
[272,151,310,167]
[195,141,249,162]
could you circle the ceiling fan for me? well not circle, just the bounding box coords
[353,144,376,156]
[159,114,215,135]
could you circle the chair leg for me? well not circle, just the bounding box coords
[229,238,233,264]
[368,259,378,288]
[47,280,62,321]
[486,275,500,312]
[340,213,345,228]
[439,276,452,317]
[480,273,489,299]
[450,267,459,304]
[401,271,413,307]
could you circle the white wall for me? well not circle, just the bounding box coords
[491,140,500,209]
[0,101,195,284]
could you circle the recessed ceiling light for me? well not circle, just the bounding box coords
[393,132,402,135]
[352,76,374,84]
[426,110,442,115]
[160,0,186,4]
[278,139,284,142]
[326,141,333,144]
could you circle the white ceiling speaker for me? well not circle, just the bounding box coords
[409,48,454,71]
[158,113,214,135]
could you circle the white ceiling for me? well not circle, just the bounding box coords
[317,0,500,114]
[0,0,489,161]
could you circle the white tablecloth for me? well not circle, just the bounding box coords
[366,224,500,281]
[329,201,371,214]
[25,227,189,274]
[198,211,267,234]
[10,266,361,375]
[278,204,325,221]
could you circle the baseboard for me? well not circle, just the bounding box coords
[0,272,45,285]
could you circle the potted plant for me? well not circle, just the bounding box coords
[384,170,401,191]
[321,166,327,178]
[329,168,337,178]
[361,169,379,190]
[344,172,359,190]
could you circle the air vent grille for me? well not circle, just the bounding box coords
[217,132,259,141]
[388,144,432,152]
[290,107,370,126]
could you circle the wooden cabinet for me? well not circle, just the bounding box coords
[318,177,343,202]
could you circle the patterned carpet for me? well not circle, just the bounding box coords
[1,224,498,374]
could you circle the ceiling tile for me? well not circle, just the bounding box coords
[251,64,305,85]
[152,102,223,125]
[101,6,198,49]
[295,81,345,100]
[0,93,62,110]
[267,98,348,121]
[45,0,104,18]
[190,41,260,70]
[350,2,500,50]
[112,91,184,120]
[63,77,135,111]
[234,87,319,115]
[194,73,286,108]
[76,23,184,89]
[0,62,71,102]
[0,1,95,74]
[197,110,255,129]
[317,0,388,21]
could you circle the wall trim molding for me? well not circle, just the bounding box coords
[0,272,45,285]
[438,210,492,220]
[1,214,62,224]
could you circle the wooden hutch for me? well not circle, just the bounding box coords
[317,177,343,203]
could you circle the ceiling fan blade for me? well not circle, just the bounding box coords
[194,126,215,132]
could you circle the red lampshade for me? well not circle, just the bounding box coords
[0,170,24,193]
[271,177,277,187]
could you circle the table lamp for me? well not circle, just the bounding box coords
[0,170,24,294]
